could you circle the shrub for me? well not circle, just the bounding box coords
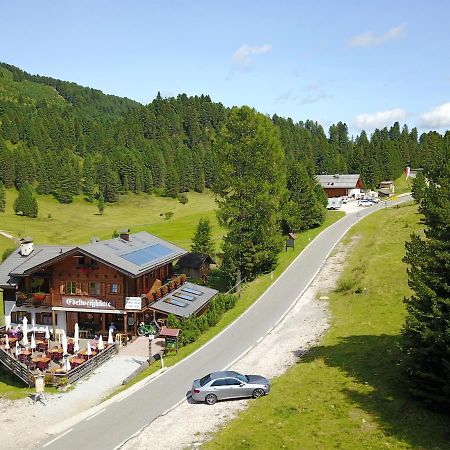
[177,193,189,204]
[164,211,174,220]
[335,278,356,293]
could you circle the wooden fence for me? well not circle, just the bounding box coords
[0,347,34,386]
[49,343,119,385]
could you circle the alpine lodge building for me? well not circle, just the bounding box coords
[0,231,218,338]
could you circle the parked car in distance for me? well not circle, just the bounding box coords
[358,199,373,207]
[191,371,270,405]
[369,197,380,204]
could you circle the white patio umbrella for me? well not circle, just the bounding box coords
[74,323,80,353]
[15,341,20,357]
[45,326,50,340]
[4,335,10,351]
[107,328,114,345]
[86,341,92,358]
[64,356,71,372]
[62,331,68,356]
[31,317,36,332]
[97,335,104,350]
[30,333,36,351]
[5,314,11,331]
[22,316,29,346]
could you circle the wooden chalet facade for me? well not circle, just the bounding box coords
[1,232,218,338]
[316,174,363,198]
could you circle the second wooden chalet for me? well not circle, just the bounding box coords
[0,231,218,338]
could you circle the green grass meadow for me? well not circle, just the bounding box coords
[203,203,450,450]
[0,188,222,250]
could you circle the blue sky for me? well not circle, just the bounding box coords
[1,1,449,136]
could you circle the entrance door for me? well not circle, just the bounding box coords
[66,312,78,336]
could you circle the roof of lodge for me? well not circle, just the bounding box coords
[316,174,361,189]
[0,231,187,288]
[149,282,218,318]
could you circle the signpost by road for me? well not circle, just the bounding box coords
[34,374,46,404]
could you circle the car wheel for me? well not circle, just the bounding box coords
[252,388,265,398]
[205,394,217,405]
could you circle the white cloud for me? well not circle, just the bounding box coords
[421,102,450,127]
[228,44,272,78]
[348,23,406,48]
[274,85,332,105]
[354,108,406,129]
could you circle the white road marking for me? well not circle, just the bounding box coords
[42,429,73,447]
[86,408,106,421]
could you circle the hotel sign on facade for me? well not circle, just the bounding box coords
[61,296,116,310]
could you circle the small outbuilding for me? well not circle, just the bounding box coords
[176,252,215,281]
[378,180,395,197]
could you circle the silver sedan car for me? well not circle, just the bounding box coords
[191,370,270,405]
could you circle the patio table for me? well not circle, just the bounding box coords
[70,357,85,367]
[32,356,51,371]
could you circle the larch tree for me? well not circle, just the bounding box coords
[214,106,286,281]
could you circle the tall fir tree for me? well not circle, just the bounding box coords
[402,152,450,408]
[191,218,215,256]
[13,182,38,217]
[214,106,286,281]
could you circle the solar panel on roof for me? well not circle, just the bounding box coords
[181,287,203,296]
[121,244,174,266]
[164,297,189,308]
[173,292,195,301]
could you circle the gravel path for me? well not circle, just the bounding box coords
[121,241,352,450]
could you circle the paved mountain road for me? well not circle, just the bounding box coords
[41,196,411,450]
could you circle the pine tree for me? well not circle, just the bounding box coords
[165,164,180,198]
[214,106,286,281]
[0,180,5,212]
[97,192,105,215]
[13,182,38,217]
[191,218,215,256]
[402,154,450,408]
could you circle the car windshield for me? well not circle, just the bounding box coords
[233,372,248,383]
[200,374,212,387]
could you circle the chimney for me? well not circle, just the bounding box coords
[119,229,130,242]
[20,238,34,257]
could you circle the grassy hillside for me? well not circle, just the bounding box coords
[0,188,222,251]
[204,203,449,449]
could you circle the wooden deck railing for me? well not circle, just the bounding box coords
[0,347,34,386]
[48,342,119,385]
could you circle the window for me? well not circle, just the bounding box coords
[66,281,76,295]
[110,283,119,294]
[89,282,101,296]
[200,374,212,387]
[211,379,227,387]
[226,378,242,386]
[11,311,32,324]
[35,312,55,326]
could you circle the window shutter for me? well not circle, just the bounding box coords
[60,282,65,294]
[76,282,82,295]
[101,283,106,296]
[107,283,111,294]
